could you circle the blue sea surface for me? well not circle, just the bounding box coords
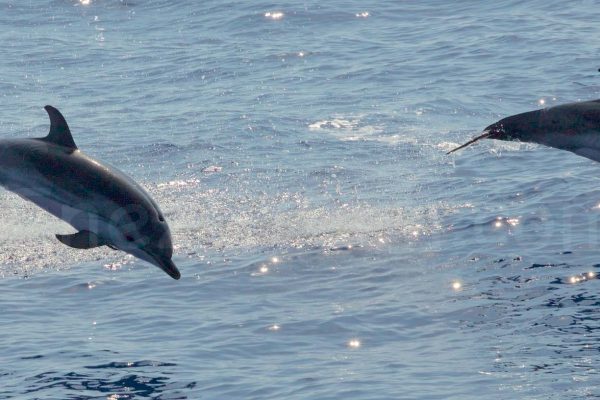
[2,0,600,398]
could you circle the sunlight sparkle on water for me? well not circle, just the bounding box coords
[452,281,462,291]
[507,218,519,227]
[539,98,545,106]
[356,11,370,18]
[347,339,361,348]
[265,11,284,20]
[79,0,91,5]
[569,272,597,283]
[268,324,281,331]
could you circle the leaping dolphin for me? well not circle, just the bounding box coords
[0,106,180,280]
[448,99,600,162]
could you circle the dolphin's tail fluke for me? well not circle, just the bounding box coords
[447,131,492,155]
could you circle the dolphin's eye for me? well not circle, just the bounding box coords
[158,215,165,222]
[126,235,135,242]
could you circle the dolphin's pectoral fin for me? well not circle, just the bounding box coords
[40,105,78,150]
[55,230,108,249]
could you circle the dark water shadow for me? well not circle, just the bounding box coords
[21,360,195,400]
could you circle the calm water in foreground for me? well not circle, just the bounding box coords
[1,1,600,398]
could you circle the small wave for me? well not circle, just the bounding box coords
[85,360,176,369]
[450,216,522,232]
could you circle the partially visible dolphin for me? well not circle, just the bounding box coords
[448,99,600,162]
[0,106,180,279]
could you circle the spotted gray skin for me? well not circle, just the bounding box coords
[0,106,180,279]
[449,99,600,162]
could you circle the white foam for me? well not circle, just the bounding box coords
[308,116,387,142]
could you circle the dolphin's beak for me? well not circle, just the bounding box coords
[446,130,492,154]
[150,255,181,280]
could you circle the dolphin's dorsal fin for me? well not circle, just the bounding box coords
[42,105,77,149]
[56,230,108,249]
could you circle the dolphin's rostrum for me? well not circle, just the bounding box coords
[0,106,180,279]
[448,99,600,162]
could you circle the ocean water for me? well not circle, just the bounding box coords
[2,0,600,398]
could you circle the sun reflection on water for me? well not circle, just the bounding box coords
[506,218,519,227]
[568,271,598,284]
[264,11,284,20]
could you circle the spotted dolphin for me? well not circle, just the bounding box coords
[0,106,180,279]
[448,99,600,162]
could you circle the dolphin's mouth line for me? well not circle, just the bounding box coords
[142,249,180,280]
[155,256,181,280]
[447,131,492,154]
